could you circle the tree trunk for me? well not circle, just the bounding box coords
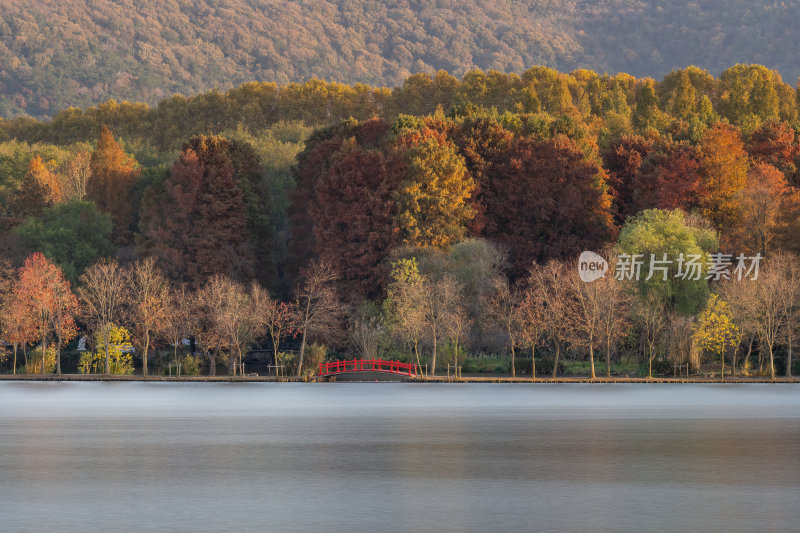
[13,343,17,376]
[720,350,724,382]
[769,343,775,380]
[605,339,611,378]
[589,342,596,379]
[552,340,560,378]
[787,326,793,377]
[431,331,438,376]
[531,345,536,379]
[143,329,149,377]
[297,330,307,377]
[510,344,516,378]
[56,325,62,375]
[209,350,217,376]
[413,340,421,377]
[41,321,47,375]
[104,325,111,375]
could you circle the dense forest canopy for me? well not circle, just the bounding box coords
[2,0,800,118]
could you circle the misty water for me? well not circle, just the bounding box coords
[0,383,798,533]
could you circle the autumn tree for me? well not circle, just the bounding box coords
[78,260,128,375]
[596,264,633,377]
[88,126,140,243]
[0,260,37,375]
[11,156,55,219]
[732,162,793,256]
[483,135,615,280]
[309,141,399,298]
[127,257,169,376]
[12,253,77,374]
[697,123,749,229]
[392,129,475,248]
[566,263,604,379]
[693,294,740,381]
[143,136,254,286]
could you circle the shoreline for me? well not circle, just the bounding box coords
[1,374,798,384]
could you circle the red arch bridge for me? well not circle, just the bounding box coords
[318,359,417,378]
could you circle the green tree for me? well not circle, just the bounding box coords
[617,209,719,315]
[15,200,114,283]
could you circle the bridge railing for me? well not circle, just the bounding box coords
[318,358,417,377]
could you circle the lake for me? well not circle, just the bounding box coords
[0,382,798,532]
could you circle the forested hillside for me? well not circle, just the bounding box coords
[2,0,800,118]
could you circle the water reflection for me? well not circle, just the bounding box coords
[0,383,798,532]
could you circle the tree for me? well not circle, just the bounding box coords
[12,253,77,375]
[617,209,719,316]
[142,138,254,286]
[15,199,114,282]
[309,141,399,297]
[421,274,460,376]
[489,277,521,377]
[386,258,427,373]
[11,156,54,219]
[253,290,298,369]
[732,162,793,256]
[59,150,92,200]
[483,135,615,280]
[80,324,134,375]
[0,260,36,375]
[693,294,740,381]
[528,260,570,378]
[515,278,546,378]
[443,293,470,374]
[393,131,475,248]
[127,257,169,376]
[697,123,749,229]
[294,263,340,377]
[78,260,128,375]
[566,263,604,379]
[88,126,140,243]
[213,276,258,376]
[596,264,633,377]
[636,288,667,379]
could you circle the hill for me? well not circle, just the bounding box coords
[2,0,800,118]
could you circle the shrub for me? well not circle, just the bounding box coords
[24,346,57,374]
[181,354,201,376]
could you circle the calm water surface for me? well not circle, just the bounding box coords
[0,383,798,533]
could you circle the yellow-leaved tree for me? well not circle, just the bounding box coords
[693,294,740,381]
[80,324,134,375]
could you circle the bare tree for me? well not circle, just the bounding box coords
[59,150,92,200]
[78,260,128,375]
[528,260,570,378]
[387,261,427,373]
[190,283,223,376]
[294,263,340,377]
[422,274,460,376]
[515,279,546,378]
[444,299,471,373]
[664,313,695,376]
[127,257,169,376]
[596,273,633,377]
[566,264,603,379]
[250,283,297,370]
[348,305,385,360]
[635,289,667,379]
[775,252,800,377]
[208,276,257,376]
[489,276,520,377]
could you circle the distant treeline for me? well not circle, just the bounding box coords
[1,64,797,150]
